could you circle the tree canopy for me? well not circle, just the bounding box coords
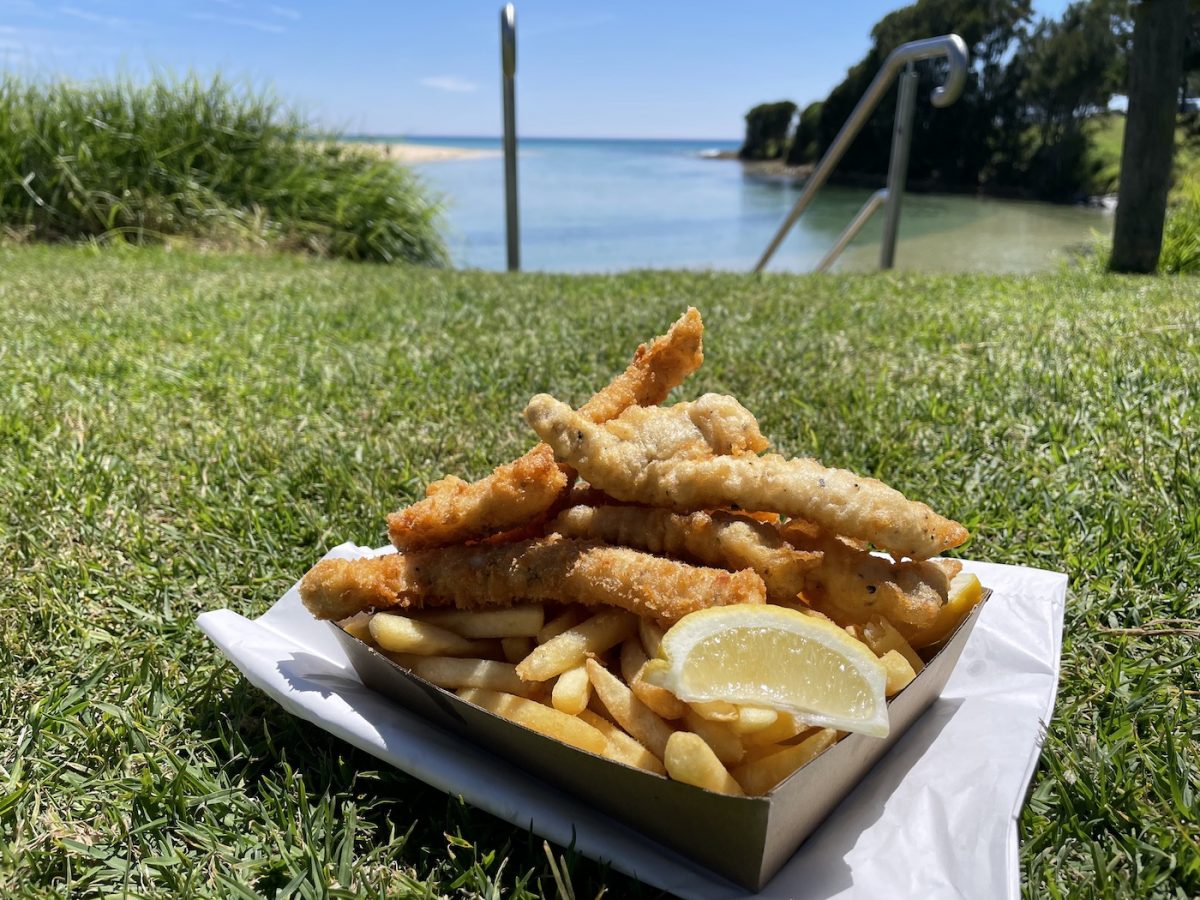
[738,101,798,160]
[745,0,1153,201]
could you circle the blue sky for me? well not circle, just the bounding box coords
[2,0,1071,139]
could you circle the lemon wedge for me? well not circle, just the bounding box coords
[643,604,890,738]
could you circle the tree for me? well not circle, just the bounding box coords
[786,101,824,165]
[1021,1,1127,143]
[738,101,797,161]
[1017,0,1129,198]
[1110,0,1189,272]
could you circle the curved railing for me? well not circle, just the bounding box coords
[753,34,970,273]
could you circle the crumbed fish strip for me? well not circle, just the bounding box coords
[779,519,961,630]
[525,394,969,561]
[386,308,705,550]
[598,393,769,459]
[549,505,819,605]
[299,536,765,623]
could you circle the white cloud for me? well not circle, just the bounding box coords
[189,12,286,34]
[59,6,129,28]
[419,76,478,93]
[268,4,301,20]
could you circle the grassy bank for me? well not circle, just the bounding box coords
[0,75,445,264]
[0,246,1197,897]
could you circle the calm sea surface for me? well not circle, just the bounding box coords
[393,136,1111,274]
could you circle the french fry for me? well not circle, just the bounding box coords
[516,610,637,682]
[501,636,534,663]
[578,710,666,775]
[632,675,686,720]
[412,604,545,639]
[406,657,535,696]
[740,712,807,747]
[586,690,617,724]
[621,638,686,720]
[638,617,666,659]
[369,613,494,657]
[537,607,588,644]
[861,616,925,674]
[733,728,840,796]
[457,688,606,754]
[909,571,984,649]
[682,709,745,766]
[729,706,779,735]
[619,637,644,683]
[585,658,675,759]
[551,664,592,715]
[880,649,917,696]
[337,611,375,644]
[689,699,739,722]
[664,732,744,796]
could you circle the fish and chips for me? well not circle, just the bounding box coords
[298,308,983,796]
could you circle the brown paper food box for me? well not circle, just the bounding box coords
[331,591,990,891]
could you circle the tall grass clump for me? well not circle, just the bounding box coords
[0,73,447,264]
[1159,170,1200,274]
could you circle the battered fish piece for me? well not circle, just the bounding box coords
[601,393,769,459]
[300,536,766,623]
[549,505,819,605]
[779,520,961,632]
[525,394,968,561]
[576,308,705,423]
[387,308,705,550]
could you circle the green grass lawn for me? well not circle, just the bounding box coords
[1,245,1197,898]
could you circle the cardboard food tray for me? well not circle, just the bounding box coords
[332,589,990,891]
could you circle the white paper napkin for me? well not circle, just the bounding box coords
[198,546,1066,899]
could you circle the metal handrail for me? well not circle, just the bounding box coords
[753,34,969,273]
[814,188,888,272]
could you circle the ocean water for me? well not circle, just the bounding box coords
[395,136,1111,274]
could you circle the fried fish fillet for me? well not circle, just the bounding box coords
[600,393,769,458]
[549,505,819,605]
[575,307,705,423]
[779,519,961,631]
[386,308,705,550]
[525,394,968,561]
[300,536,765,623]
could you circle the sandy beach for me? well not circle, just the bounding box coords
[351,142,498,164]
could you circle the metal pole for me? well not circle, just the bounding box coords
[880,64,917,270]
[501,3,519,271]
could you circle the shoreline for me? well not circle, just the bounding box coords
[342,141,499,164]
[704,150,1112,207]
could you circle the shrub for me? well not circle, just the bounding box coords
[0,74,447,264]
[1159,171,1200,274]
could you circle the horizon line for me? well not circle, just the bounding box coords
[343,132,743,143]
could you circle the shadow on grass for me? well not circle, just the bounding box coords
[187,674,671,899]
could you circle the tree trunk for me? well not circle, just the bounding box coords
[1110,0,1188,273]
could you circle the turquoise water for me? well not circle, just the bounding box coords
[396,136,1112,274]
